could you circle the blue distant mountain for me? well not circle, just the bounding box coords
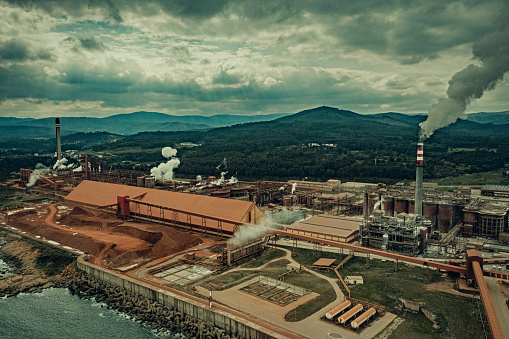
[0,108,506,141]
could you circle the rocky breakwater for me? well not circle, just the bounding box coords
[68,272,240,339]
[0,231,77,298]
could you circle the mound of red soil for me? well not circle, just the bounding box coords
[68,206,91,216]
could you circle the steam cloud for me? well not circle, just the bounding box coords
[216,157,227,170]
[227,209,300,246]
[150,147,180,181]
[291,182,297,194]
[420,27,509,139]
[210,171,237,185]
[228,215,274,247]
[27,163,50,187]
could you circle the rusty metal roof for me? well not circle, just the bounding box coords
[313,258,336,266]
[65,180,262,226]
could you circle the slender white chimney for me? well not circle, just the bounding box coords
[415,140,424,215]
[55,118,62,161]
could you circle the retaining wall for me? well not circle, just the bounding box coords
[77,256,288,339]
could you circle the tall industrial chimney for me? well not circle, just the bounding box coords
[55,118,62,162]
[414,140,424,215]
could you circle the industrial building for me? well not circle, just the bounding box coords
[481,184,509,198]
[65,180,265,236]
[361,211,430,254]
[285,214,360,243]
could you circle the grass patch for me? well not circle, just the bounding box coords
[239,249,286,269]
[208,271,260,290]
[283,271,336,322]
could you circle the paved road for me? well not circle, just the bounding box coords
[485,277,509,339]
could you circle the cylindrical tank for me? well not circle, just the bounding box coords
[438,203,454,232]
[367,194,379,216]
[283,196,293,207]
[145,176,155,188]
[338,304,363,324]
[326,300,351,320]
[381,233,389,251]
[382,196,394,217]
[137,176,145,187]
[423,202,438,227]
[394,198,408,215]
[408,200,415,214]
[463,210,477,223]
[351,308,376,329]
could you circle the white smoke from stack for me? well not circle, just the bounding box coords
[228,176,238,184]
[210,171,227,185]
[196,175,202,181]
[291,182,297,194]
[53,157,68,170]
[150,147,180,181]
[216,157,227,170]
[73,165,82,173]
[420,27,509,139]
[27,163,50,187]
[162,146,178,158]
[228,215,275,247]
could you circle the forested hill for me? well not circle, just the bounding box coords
[85,106,509,184]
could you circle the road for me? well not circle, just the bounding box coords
[485,277,509,339]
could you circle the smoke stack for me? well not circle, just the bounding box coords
[55,118,62,162]
[414,140,424,215]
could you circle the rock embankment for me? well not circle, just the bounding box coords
[67,272,241,339]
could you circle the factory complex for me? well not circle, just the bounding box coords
[2,119,509,339]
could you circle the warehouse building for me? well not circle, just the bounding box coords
[65,180,265,236]
[285,214,360,243]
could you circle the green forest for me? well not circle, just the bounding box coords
[2,107,509,184]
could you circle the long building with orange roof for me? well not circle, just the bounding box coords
[65,180,265,236]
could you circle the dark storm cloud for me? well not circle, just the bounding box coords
[0,38,54,62]
[5,0,122,22]
[78,37,106,51]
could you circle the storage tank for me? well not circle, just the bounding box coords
[382,196,394,217]
[367,194,379,216]
[381,233,389,251]
[325,300,351,320]
[283,196,293,207]
[438,203,454,232]
[137,176,145,187]
[394,198,408,215]
[408,199,415,214]
[351,308,376,329]
[423,202,438,227]
[338,304,363,324]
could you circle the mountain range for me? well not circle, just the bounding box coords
[0,108,507,141]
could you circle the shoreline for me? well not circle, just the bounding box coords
[0,228,238,339]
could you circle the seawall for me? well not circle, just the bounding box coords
[77,255,298,339]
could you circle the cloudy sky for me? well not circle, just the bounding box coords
[1,0,508,118]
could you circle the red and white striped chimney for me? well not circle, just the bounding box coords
[415,141,424,215]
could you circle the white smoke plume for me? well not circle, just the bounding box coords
[27,163,50,187]
[196,175,202,181]
[228,176,238,184]
[150,147,180,181]
[228,215,275,247]
[211,171,228,185]
[53,157,68,170]
[73,165,82,173]
[291,182,297,194]
[420,27,509,139]
[216,157,227,170]
[162,146,178,158]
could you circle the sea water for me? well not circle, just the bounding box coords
[0,288,185,339]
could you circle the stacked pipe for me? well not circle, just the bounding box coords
[55,118,62,161]
[415,140,424,215]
